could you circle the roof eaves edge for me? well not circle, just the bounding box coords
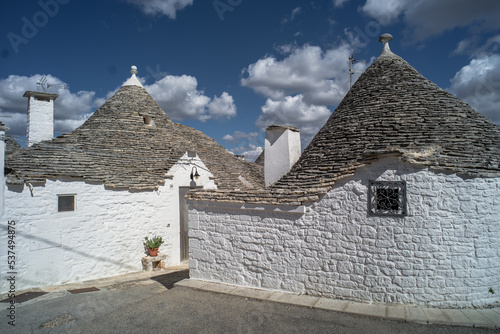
[187,199,307,214]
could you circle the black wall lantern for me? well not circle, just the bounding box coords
[190,166,200,181]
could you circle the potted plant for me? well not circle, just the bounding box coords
[144,235,164,257]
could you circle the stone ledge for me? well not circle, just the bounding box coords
[141,254,167,271]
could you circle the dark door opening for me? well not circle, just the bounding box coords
[179,187,201,262]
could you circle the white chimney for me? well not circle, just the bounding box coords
[23,91,58,147]
[264,125,301,187]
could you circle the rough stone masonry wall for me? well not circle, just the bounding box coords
[189,156,500,308]
[0,179,173,294]
[0,153,215,294]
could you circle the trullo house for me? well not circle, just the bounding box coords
[0,67,263,293]
[187,34,500,308]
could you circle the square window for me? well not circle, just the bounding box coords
[368,181,406,217]
[376,188,399,211]
[58,195,75,212]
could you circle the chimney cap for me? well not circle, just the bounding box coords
[23,90,59,100]
[266,125,300,132]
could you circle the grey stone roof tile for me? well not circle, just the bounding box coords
[5,133,23,157]
[6,85,264,190]
[188,45,500,204]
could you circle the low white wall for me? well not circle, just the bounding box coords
[0,153,215,293]
[189,157,500,308]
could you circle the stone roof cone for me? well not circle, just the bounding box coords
[271,33,500,191]
[188,34,500,205]
[6,66,264,190]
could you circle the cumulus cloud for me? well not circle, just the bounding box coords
[144,75,237,122]
[206,92,237,120]
[223,130,259,143]
[229,144,263,163]
[360,0,407,25]
[256,94,332,148]
[453,35,500,58]
[0,74,98,139]
[360,0,500,42]
[449,54,500,125]
[0,71,238,143]
[242,42,367,148]
[224,131,261,162]
[241,43,364,105]
[124,0,193,19]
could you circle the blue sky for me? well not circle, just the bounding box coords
[1,0,500,161]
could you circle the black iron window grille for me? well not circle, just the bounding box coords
[368,181,407,217]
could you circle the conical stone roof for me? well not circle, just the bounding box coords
[5,133,23,157]
[6,80,264,191]
[273,37,500,191]
[188,34,500,204]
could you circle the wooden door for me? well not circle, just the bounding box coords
[179,187,191,262]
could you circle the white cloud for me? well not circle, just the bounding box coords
[242,42,367,148]
[125,0,193,19]
[0,112,27,140]
[0,74,97,138]
[0,72,238,141]
[223,130,259,143]
[449,54,500,125]
[255,94,332,148]
[206,92,237,120]
[229,144,263,163]
[291,7,302,21]
[360,0,408,25]
[144,75,237,122]
[281,7,302,26]
[333,0,350,8]
[360,0,500,42]
[224,131,261,162]
[453,35,500,58]
[241,43,364,106]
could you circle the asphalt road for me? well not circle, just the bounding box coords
[1,270,497,333]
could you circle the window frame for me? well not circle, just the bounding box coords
[57,194,76,212]
[368,180,407,217]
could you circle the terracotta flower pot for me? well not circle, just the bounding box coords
[148,248,159,256]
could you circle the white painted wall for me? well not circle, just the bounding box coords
[0,152,215,293]
[265,127,301,186]
[189,156,500,308]
[26,95,55,147]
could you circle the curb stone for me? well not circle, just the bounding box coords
[174,278,500,329]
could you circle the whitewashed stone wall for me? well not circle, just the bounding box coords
[189,156,500,308]
[0,152,215,293]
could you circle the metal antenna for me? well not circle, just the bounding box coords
[37,75,69,92]
[37,76,48,91]
[349,55,366,88]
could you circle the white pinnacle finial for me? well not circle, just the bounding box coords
[123,65,143,87]
[379,33,393,55]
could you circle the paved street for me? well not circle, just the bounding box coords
[1,268,498,333]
